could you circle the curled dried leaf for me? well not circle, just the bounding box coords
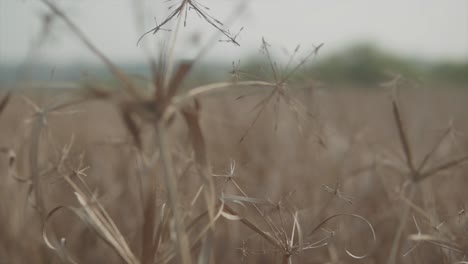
[308,214,376,259]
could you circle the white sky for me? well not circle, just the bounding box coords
[0,0,467,64]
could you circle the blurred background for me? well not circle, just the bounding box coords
[0,0,467,85]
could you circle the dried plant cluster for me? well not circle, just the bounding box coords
[1,1,468,264]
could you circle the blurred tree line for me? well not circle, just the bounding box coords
[1,43,466,87]
[241,43,467,86]
[308,43,468,85]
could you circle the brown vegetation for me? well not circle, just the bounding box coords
[1,85,468,263]
[1,1,468,263]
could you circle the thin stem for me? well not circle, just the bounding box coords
[387,184,417,264]
[163,1,187,93]
[30,114,46,220]
[231,179,286,249]
[41,0,140,99]
[156,123,192,264]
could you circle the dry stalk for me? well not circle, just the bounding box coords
[43,172,140,264]
[141,165,158,264]
[156,122,192,264]
[41,0,141,99]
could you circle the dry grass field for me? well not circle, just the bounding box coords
[1,83,468,264]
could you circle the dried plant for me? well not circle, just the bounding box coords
[3,1,467,264]
[385,79,468,264]
[234,38,324,143]
[137,0,243,46]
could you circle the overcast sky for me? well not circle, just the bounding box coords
[1,0,467,64]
